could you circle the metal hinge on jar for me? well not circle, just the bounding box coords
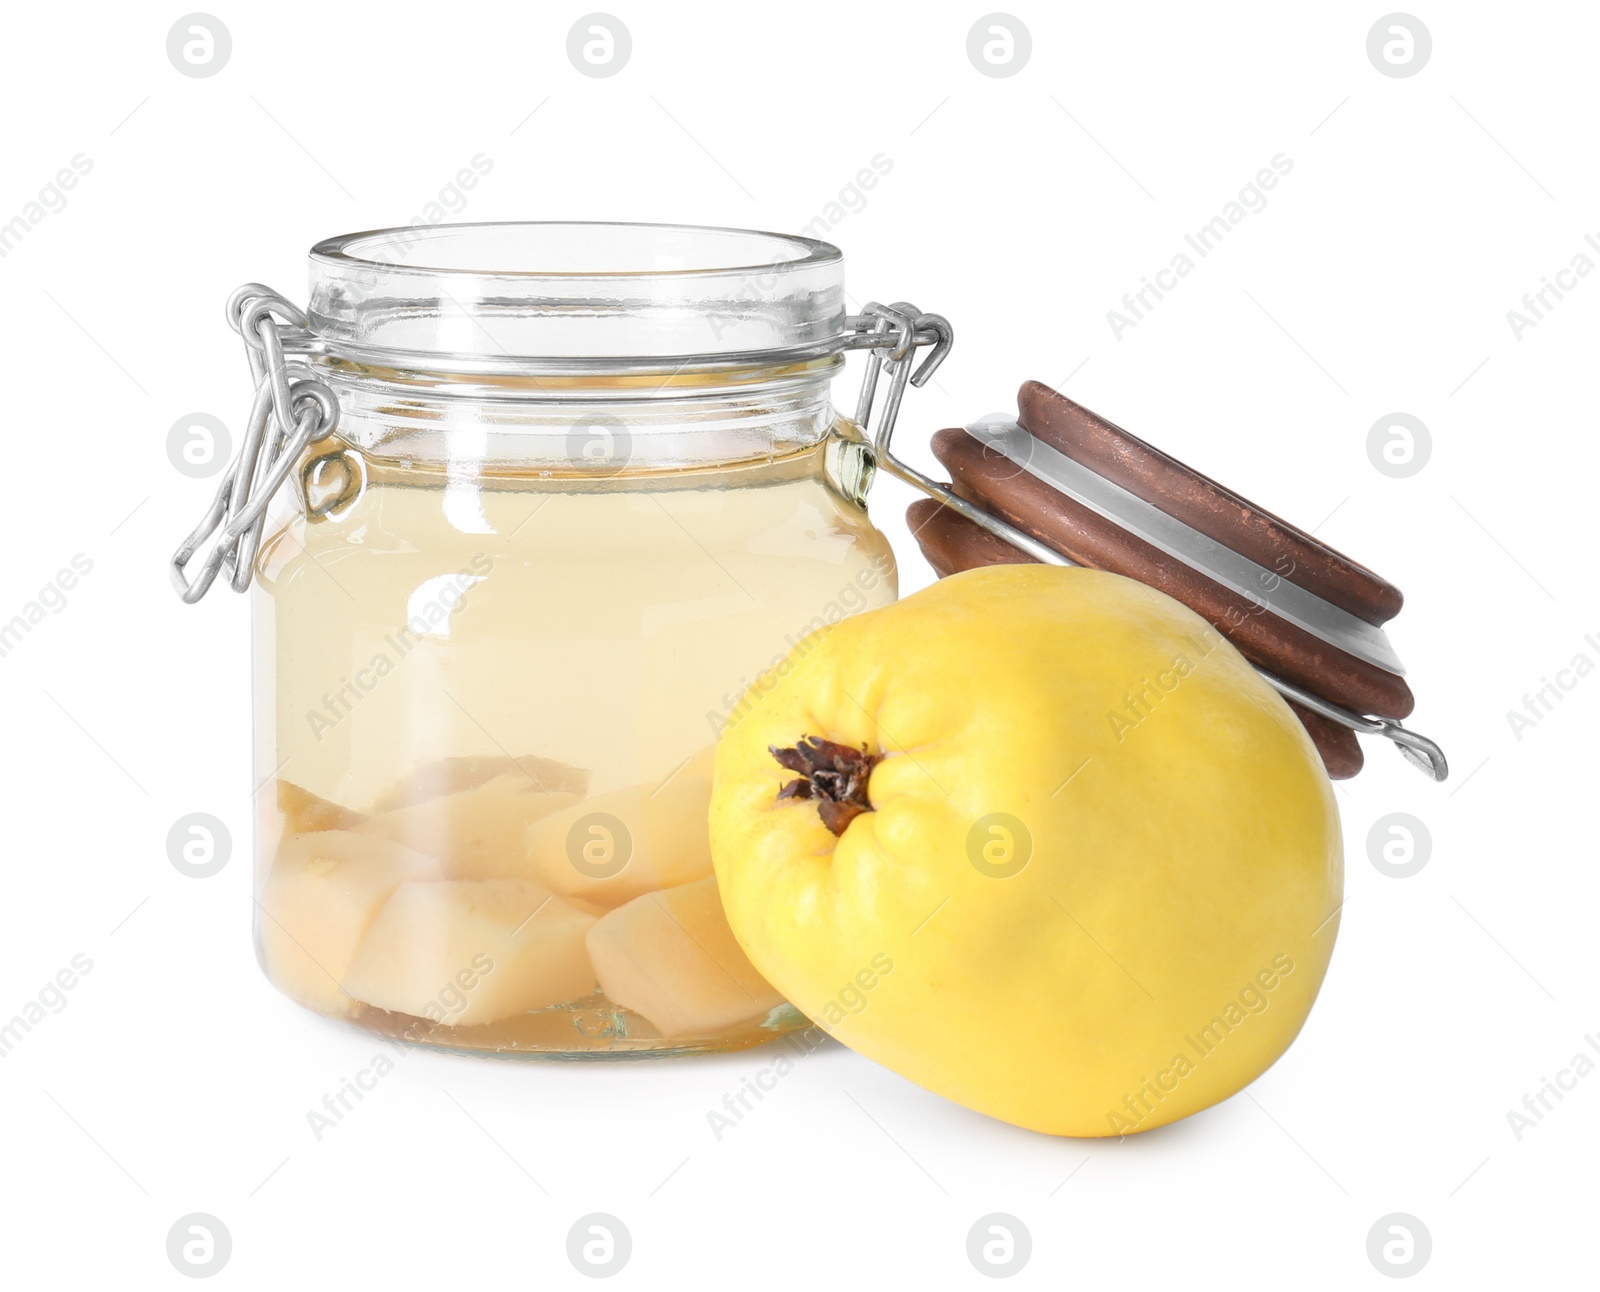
[169,285,339,604]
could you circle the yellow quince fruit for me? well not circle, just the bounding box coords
[709,564,1341,1137]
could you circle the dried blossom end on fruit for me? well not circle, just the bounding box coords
[768,736,880,836]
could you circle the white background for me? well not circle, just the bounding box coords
[1,1,1593,1286]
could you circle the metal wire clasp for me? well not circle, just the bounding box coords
[844,302,953,449]
[170,285,339,603]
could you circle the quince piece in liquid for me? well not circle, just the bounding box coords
[527,747,716,907]
[356,775,579,881]
[257,829,441,1018]
[343,878,597,1025]
[585,876,783,1037]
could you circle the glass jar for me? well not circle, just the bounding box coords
[179,223,947,1057]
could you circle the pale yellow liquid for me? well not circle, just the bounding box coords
[251,441,896,1054]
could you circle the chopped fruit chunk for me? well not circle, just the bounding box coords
[276,780,366,834]
[527,748,716,906]
[371,753,589,813]
[585,876,783,1037]
[343,879,597,1025]
[257,830,441,1017]
[357,777,579,880]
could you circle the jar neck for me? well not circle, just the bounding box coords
[298,349,844,470]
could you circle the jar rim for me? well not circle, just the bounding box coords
[306,221,849,367]
[310,220,842,282]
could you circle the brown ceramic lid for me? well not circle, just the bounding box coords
[1017,380,1403,626]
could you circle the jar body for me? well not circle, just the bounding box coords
[251,425,895,1054]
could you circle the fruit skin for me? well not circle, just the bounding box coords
[709,564,1342,1137]
[277,780,365,834]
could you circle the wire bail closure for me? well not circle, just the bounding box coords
[844,301,954,449]
[169,285,339,604]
